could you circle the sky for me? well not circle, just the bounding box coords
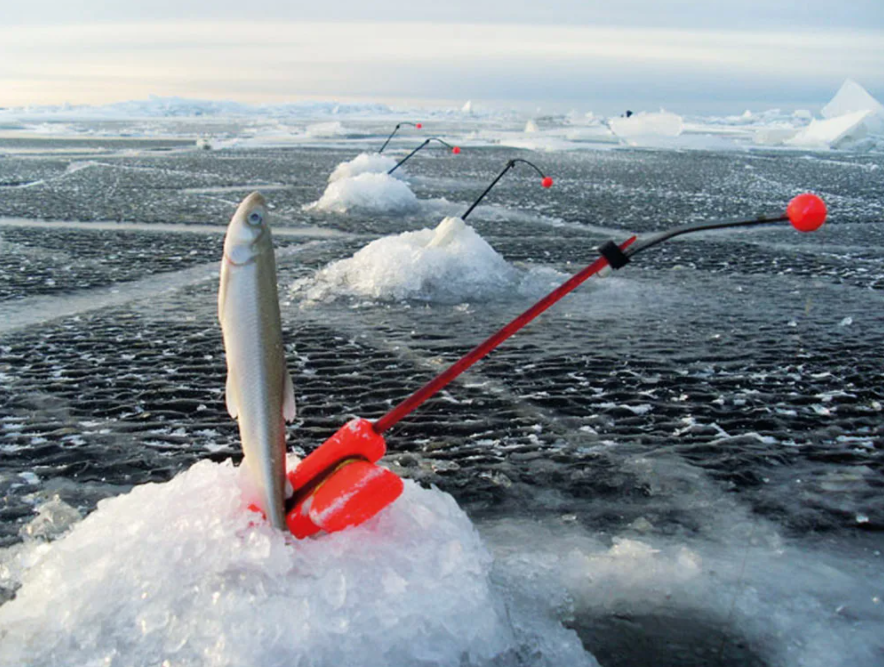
[2,1,883,114]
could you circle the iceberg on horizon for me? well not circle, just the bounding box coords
[821,79,884,132]
[785,110,872,150]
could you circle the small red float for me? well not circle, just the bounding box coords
[787,193,827,232]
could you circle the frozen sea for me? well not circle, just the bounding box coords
[0,111,883,667]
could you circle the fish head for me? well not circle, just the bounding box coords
[223,192,271,265]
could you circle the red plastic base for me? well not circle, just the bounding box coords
[284,418,402,539]
[286,459,403,538]
[287,418,385,491]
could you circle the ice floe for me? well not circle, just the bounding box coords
[608,111,684,145]
[785,110,873,150]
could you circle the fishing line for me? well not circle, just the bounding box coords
[717,519,757,666]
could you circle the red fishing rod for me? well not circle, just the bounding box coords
[283,193,828,538]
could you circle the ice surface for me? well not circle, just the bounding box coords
[305,121,348,138]
[0,460,595,667]
[785,110,872,150]
[306,172,419,214]
[327,153,401,183]
[821,79,884,132]
[5,92,882,154]
[298,217,523,302]
[485,510,884,667]
[608,111,684,144]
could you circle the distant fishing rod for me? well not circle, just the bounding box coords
[378,122,422,153]
[462,159,554,220]
[387,138,461,175]
[372,193,827,434]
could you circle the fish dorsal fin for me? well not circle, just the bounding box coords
[226,372,238,419]
[283,371,296,422]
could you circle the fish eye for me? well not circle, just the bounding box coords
[248,211,264,226]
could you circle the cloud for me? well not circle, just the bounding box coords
[1,22,882,108]
[4,0,883,30]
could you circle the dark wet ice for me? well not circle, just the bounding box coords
[0,138,882,667]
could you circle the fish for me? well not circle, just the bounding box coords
[219,192,296,530]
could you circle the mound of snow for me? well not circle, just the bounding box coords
[462,100,473,114]
[301,217,520,302]
[328,153,400,183]
[821,79,884,132]
[307,172,419,214]
[609,111,684,143]
[785,110,872,149]
[305,121,347,138]
[524,119,539,133]
[0,460,594,667]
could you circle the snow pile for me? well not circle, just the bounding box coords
[328,153,400,183]
[785,110,872,149]
[305,121,348,138]
[609,111,684,143]
[306,172,419,214]
[0,460,594,667]
[300,217,520,302]
[821,79,884,133]
[524,119,539,133]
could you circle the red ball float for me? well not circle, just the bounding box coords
[452,146,461,154]
[541,176,553,188]
[415,123,423,129]
[786,193,827,232]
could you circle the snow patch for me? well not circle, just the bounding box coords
[328,153,401,183]
[306,172,419,214]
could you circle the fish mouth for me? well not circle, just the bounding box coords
[223,228,269,266]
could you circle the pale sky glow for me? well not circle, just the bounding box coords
[2,7,883,112]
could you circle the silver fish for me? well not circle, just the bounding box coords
[219,192,295,530]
